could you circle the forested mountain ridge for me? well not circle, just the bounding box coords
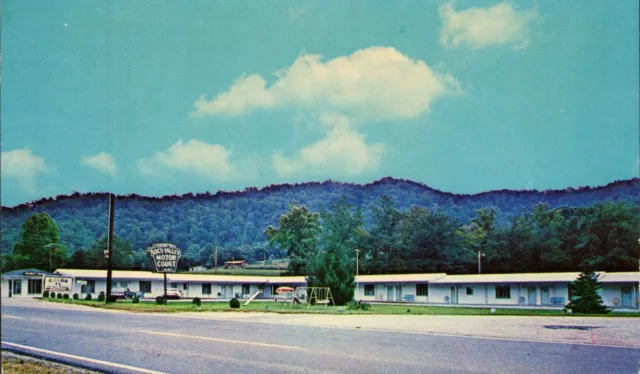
[2,177,637,264]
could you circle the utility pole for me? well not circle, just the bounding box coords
[214,247,218,274]
[355,249,361,277]
[478,250,485,274]
[105,193,115,301]
[355,249,361,296]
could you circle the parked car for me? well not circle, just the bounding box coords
[111,288,143,299]
[124,289,144,299]
[110,288,127,299]
[165,288,182,299]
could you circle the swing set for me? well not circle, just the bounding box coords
[289,287,335,309]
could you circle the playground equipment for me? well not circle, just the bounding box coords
[291,287,335,309]
[274,286,295,306]
[243,289,263,306]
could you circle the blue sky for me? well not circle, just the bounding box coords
[2,0,638,207]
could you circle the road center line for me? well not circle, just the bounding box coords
[140,330,306,350]
[1,341,166,374]
[1,315,22,319]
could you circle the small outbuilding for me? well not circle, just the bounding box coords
[1,268,54,298]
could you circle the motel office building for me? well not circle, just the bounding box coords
[2,268,638,309]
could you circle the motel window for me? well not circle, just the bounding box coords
[202,284,211,295]
[364,284,375,296]
[466,287,474,296]
[28,279,42,294]
[416,284,428,296]
[242,284,250,295]
[140,281,152,293]
[119,281,128,289]
[81,280,96,294]
[170,282,178,288]
[495,285,511,299]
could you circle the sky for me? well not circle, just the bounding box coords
[2,0,638,207]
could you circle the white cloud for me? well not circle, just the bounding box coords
[81,152,117,177]
[273,119,385,178]
[439,1,537,50]
[137,139,238,181]
[1,148,49,192]
[193,46,459,122]
[193,74,274,117]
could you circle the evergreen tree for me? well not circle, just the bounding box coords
[565,271,611,314]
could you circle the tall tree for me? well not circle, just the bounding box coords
[531,204,569,272]
[400,206,469,273]
[307,197,362,304]
[12,213,68,271]
[572,201,639,271]
[264,205,321,276]
[368,195,402,274]
[466,208,502,273]
[85,236,135,269]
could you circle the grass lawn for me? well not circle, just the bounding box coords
[40,298,640,317]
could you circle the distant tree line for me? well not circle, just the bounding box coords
[1,178,638,278]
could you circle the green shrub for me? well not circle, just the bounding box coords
[50,292,56,298]
[156,296,167,305]
[72,293,79,300]
[85,294,93,301]
[43,291,49,298]
[98,291,105,302]
[106,295,118,303]
[229,298,240,308]
[193,297,202,307]
[62,294,69,300]
[132,296,140,304]
[57,293,63,299]
[346,300,370,311]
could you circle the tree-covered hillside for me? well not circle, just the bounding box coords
[1,177,638,273]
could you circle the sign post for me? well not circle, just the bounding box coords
[147,243,182,301]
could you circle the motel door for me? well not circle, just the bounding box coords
[12,280,21,296]
[450,286,458,304]
[7,280,12,297]
[527,287,537,305]
[540,287,550,305]
[387,286,393,302]
[621,287,632,307]
[395,285,402,302]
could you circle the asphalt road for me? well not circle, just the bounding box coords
[2,300,639,374]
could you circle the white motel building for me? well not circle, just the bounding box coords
[2,268,638,310]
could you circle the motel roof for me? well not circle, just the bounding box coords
[165,273,306,284]
[429,272,604,284]
[56,269,164,280]
[54,269,306,284]
[1,268,54,279]
[600,272,640,283]
[355,273,447,283]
